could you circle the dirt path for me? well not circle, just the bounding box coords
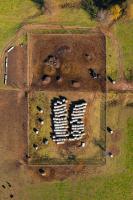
[108,81,133,91]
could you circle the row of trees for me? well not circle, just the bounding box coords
[82,0,126,18]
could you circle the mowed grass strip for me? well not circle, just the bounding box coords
[106,37,118,79]
[115,20,133,80]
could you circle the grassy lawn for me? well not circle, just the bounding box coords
[28,8,96,27]
[115,20,133,80]
[106,37,118,80]
[22,93,133,200]
[0,0,38,52]
[24,172,133,200]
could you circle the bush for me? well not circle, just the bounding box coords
[110,4,122,20]
[82,0,98,18]
[32,0,44,9]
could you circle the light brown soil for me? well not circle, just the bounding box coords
[0,90,28,199]
[111,130,121,142]
[109,145,120,156]
[7,45,27,88]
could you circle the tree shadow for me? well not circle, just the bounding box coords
[32,0,44,9]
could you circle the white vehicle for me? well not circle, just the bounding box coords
[7,46,14,53]
[4,74,7,85]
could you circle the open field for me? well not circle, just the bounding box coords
[0,90,28,200]
[0,1,132,199]
[28,33,106,91]
[29,90,106,165]
[28,0,96,27]
[0,0,38,53]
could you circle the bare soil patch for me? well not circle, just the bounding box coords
[111,129,121,142]
[7,45,27,88]
[28,33,106,92]
[109,145,120,156]
[0,90,28,199]
[0,90,27,161]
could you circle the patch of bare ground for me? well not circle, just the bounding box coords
[28,33,106,92]
[7,45,27,88]
[108,81,133,91]
[109,145,120,156]
[111,129,121,142]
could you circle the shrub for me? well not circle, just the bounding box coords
[110,4,122,20]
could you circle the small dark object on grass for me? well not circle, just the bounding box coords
[39,168,46,176]
[6,182,11,187]
[42,138,49,145]
[2,185,6,189]
[33,128,39,134]
[107,126,113,134]
[33,144,38,150]
[107,76,116,84]
[37,106,43,113]
[105,151,113,158]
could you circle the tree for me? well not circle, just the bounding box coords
[32,0,44,9]
[82,0,98,18]
[111,4,122,20]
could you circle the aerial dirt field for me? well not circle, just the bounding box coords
[0,90,27,160]
[0,90,28,199]
[7,45,27,88]
[29,90,106,165]
[28,33,106,91]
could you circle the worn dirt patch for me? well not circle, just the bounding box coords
[7,45,27,88]
[28,33,106,92]
[111,129,121,142]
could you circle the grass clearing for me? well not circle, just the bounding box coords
[106,37,118,79]
[28,8,96,27]
[0,0,38,52]
[115,20,133,80]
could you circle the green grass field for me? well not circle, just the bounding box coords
[115,20,133,80]
[106,37,118,79]
[0,0,38,52]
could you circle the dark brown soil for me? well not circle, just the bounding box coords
[28,33,106,92]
